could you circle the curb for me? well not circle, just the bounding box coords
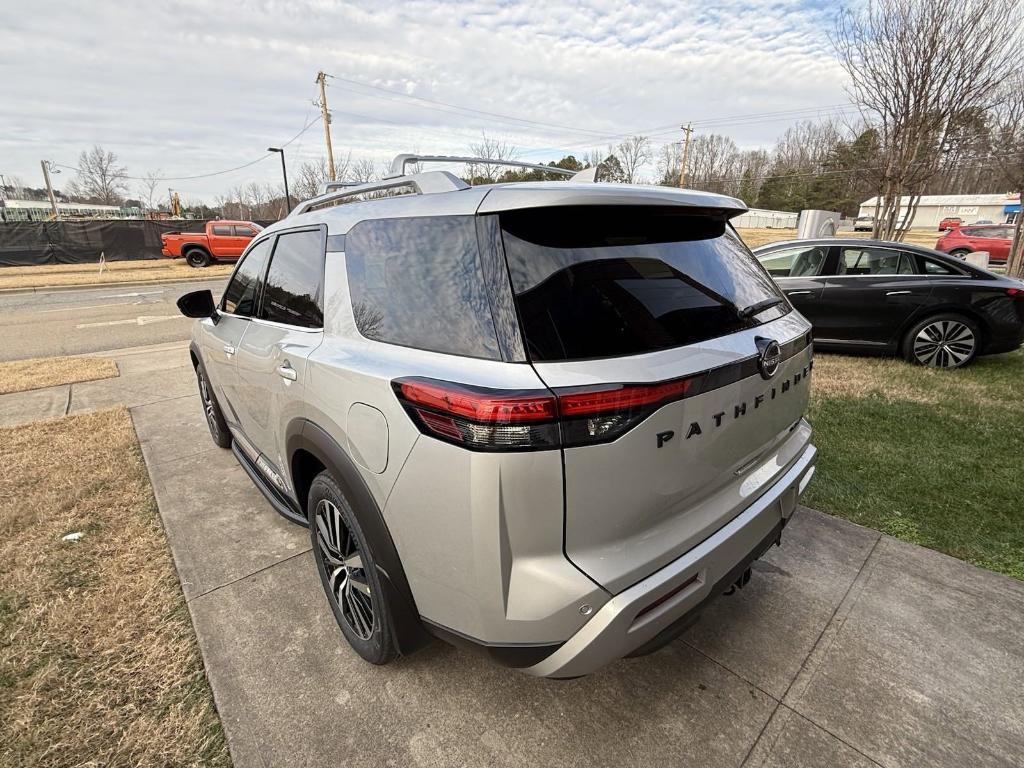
[0,275,226,296]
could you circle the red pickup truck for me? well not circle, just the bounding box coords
[160,220,263,267]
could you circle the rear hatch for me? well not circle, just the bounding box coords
[498,205,813,594]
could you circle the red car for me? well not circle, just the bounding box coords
[938,216,962,231]
[160,220,263,267]
[935,224,1014,264]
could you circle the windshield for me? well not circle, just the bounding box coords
[499,206,787,362]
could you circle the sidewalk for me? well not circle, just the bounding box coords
[4,344,1022,767]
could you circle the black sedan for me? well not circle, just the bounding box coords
[752,238,1024,368]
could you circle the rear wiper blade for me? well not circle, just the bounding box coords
[737,297,784,319]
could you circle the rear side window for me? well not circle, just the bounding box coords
[261,229,324,328]
[920,257,961,275]
[345,216,501,359]
[757,245,827,277]
[839,248,915,275]
[222,238,272,316]
[212,225,232,236]
[499,206,786,362]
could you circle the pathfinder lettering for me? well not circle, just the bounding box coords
[683,364,811,441]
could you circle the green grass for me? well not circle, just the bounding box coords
[804,349,1024,579]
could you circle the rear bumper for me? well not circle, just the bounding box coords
[524,442,817,678]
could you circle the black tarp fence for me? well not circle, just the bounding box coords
[0,220,276,266]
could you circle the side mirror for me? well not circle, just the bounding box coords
[177,289,218,319]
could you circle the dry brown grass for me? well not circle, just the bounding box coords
[0,260,234,291]
[0,356,119,395]
[735,227,945,250]
[0,409,229,767]
[809,352,990,405]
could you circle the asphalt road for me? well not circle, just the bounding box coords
[0,279,225,361]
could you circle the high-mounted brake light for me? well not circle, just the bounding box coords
[393,376,694,452]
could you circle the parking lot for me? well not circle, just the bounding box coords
[4,340,1021,767]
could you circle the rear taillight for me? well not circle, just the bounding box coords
[1007,288,1023,297]
[556,379,692,447]
[393,376,693,451]
[394,379,560,451]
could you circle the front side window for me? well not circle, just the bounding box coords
[500,206,786,362]
[839,248,915,276]
[260,229,325,328]
[222,238,272,316]
[345,216,501,359]
[233,225,256,238]
[756,245,828,278]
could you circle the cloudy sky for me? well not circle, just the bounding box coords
[1,0,853,202]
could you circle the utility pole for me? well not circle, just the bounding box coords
[41,160,60,220]
[678,123,693,189]
[316,71,337,181]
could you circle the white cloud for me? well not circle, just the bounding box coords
[0,0,850,200]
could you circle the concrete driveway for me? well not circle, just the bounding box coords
[10,342,1022,767]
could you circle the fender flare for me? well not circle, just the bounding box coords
[286,418,431,655]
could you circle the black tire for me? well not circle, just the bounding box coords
[194,360,232,448]
[185,248,211,268]
[902,313,980,369]
[949,249,971,259]
[308,471,398,665]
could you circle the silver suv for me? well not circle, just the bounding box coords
[177,154,817,678]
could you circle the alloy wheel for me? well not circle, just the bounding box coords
[913,320,976,368]
[315,499,375,640]
[198,371,220,435]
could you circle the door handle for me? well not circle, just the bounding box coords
[786,290,813,296]
[885,290,911,296]
[277,363,297,381]
[223,345,235,356]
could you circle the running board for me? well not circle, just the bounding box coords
[231,443,308,527]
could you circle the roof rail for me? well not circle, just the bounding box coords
[386,154,577,179]
[290,171,469,216]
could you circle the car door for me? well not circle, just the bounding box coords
[232,226,326,484]
[209,224,237,257]
[754,243,829,324]
[817,246,933,347]
[202,236,273,426]
[232,224,259,258]
[988,227,1013,261]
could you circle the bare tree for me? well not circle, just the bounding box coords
[657,141,683,186]
[67,145,129,205]
[833,0,1022,240]
[991,70,1024,278]
[350,158,380,184]
[138,169,164,213]
[615,135,651,184]
[467,134,519,182]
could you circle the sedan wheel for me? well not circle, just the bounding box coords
[911,319,977,368]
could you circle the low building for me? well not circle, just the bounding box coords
[857,193,1017,229]
[0,199,141,222]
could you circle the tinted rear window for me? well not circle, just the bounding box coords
[500,207,786,362]
[345,216,501,359]
[261,229,324,328]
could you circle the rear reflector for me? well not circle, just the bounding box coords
[394,375,694,452]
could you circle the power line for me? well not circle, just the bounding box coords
[53,115,320,182]
[323,72,615,137]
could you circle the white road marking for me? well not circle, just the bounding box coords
[75,314,183,329]
[95,289,165,299]
[42,302,128,313]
